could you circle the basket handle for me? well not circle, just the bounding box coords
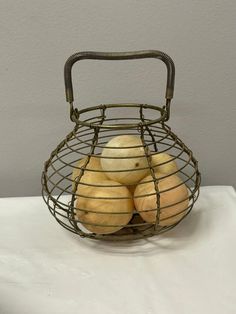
[64,50,175,105]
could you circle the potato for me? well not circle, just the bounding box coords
[101,135,149,185]
[134,174,189,226]
[75,180,134,234]
[71,156,107,191]
[151,152,178,175]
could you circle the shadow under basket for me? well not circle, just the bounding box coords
[42,50,201,241]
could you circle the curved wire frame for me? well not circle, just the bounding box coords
[42,104,201,241]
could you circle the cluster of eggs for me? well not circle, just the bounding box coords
[72,135,189,234]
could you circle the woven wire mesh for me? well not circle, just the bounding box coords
[42,104,200,241]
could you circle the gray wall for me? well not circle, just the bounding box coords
[1,0,236,197]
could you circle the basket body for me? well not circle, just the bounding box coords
[42,50,200,240]
[42,103,200,241]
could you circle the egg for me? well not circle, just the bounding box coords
[71,156,108,191]
[75,180,134,234]
[151,152,178,175]
[101,135,149,185]
[134,174,189,226]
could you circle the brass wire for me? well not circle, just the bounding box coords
[42,50,200,240]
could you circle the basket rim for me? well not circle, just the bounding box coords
[71,103,167,129]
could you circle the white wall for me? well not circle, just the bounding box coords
[1,0,236,197]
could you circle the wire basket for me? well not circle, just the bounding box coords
[42,50,201,241]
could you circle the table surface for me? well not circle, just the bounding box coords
[0,186,236,314]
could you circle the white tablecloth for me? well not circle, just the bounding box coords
[0,186,236,314]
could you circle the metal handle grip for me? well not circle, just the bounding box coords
[64,50,175,103]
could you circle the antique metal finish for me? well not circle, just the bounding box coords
[42,50,200,241]
[64,50,175,123]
